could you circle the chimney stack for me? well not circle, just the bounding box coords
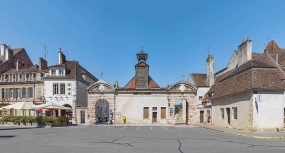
[58,48,66,64]
[16,60,21,71]
[1,44,6,56]
[39,57,47,70]
[238,38,252,67]
[206,55,214,87]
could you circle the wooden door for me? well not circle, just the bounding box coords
[200,111,204,123]
[226,108,230,125]
[152,112,157,123]
[81,111,85,123]
[207,110,211,123]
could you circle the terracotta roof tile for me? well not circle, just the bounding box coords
[209,53,285,99]
[190,73,209,87]
[124,76,160,89]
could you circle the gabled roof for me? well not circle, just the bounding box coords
[124,75,160,89]
[0,48,25,63]
[190,73,209,87]
[209,53,285,99]
[44,61,98,84]
[266,40,282,53]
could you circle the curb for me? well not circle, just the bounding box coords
[200,126,285,140]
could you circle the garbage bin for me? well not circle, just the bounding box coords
[122,116,126,124]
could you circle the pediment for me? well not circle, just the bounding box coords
[167,80,197,92]
[88,79,115,92]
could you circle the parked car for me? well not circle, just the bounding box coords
[0,115,2,119]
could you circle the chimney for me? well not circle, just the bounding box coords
[264,49,268,54]
[206,55,214,87]
[1,44,6,56]
[238,38,252,67]
[16,60,21,71]
[58,48,66,64]
[39,57,47,70]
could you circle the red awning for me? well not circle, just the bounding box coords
[36,109,42,113]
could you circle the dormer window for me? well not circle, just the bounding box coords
[51,70,56,75]
[59,69,64,75]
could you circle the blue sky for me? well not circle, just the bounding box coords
[1,0,285,87]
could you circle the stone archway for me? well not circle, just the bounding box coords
[95,99,109,120]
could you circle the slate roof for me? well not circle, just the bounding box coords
[124,76,160,89]
[44,61,98,84]
[0,48,24,63]
[190,73,209,87]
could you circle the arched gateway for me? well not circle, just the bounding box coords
[87,49,198,125]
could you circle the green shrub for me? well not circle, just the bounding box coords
[59,116,69,123]
[53,117,61,125]
[26,116,35,123]
[14,116,21,123]
[20,116,28,123]
[35,116,43,123]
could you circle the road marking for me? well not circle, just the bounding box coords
[162,127,168,130]
[151,127,152,130]
[137,127,139,130]
[106,127,113,129]
[121,127,127,129]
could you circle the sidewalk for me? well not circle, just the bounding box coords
[197,124,285,140]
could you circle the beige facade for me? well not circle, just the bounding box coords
[212,92,253,131]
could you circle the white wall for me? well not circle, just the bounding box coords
[197,87,209,105]
[77,81,89,107]
[44,79,76,107]
[252,91,284,131]
[116,93,168,124]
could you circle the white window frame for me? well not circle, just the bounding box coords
[59,69,64,75]
[232,107,238,120]
[51,70,56,76]
[220,108,224,120]
[53,84,59,95]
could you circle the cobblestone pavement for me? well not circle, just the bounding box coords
[1,125,285,153]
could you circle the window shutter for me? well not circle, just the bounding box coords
[143,107,149,119]
[13,88,16,99]
[161,107,166,119]
[22,87,26,98]
[4,88,7,99]
[26,87,30,98]
[6,88,10,99]
[29,87,33,98]
[19,88,22,98]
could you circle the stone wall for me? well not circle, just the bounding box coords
[212,92,253,131]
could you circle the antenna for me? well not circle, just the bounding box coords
[41,43,49,61]
[260,38,269,48]
[101,71,103,79]
[66,53,69,61]
[53,59,58,65]
[207,47,209,56]
[203,47,209,56]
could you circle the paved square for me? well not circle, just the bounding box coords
[1,125,285,153]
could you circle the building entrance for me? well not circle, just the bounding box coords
[152,112,157,123]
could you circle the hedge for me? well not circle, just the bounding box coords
[0,116,69,124]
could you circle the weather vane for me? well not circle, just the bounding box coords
[182,73,186,80]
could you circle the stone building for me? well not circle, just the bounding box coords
[207,39,285,131]
[0,44,48,116]
[43,49,98,123]
[188,55,215,124]
[87,49,198,125]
